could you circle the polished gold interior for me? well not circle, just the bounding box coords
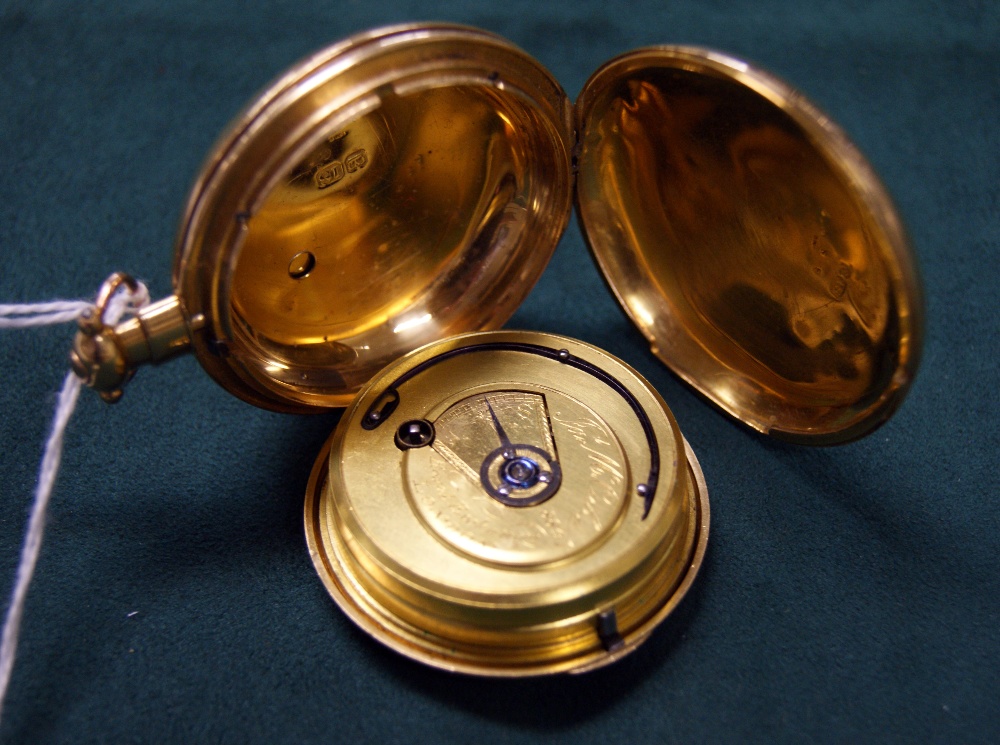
[169,29,919,431]
[171,25,573,411]
[577,52,921,441]
[228,83,566,404]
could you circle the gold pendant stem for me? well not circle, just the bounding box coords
[70,274,192,403]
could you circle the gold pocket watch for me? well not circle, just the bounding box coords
[69,23,923,675]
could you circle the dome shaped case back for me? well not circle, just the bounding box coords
[575,48,923,443]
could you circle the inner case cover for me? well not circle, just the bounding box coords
[574,47,923,443]
[174,25,922,442]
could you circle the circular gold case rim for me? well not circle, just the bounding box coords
[63,23,922,679]
[170,23,574,412]
[162,22,922,444]
[575,47,924,444]
[304,331,710,676]
[88,22,923,678]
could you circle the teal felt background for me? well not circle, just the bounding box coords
[1,1,997,742]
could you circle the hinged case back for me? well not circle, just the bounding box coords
[163,25,921,442]
[574,47,922,443]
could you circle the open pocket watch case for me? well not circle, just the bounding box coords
[69,23,922,676]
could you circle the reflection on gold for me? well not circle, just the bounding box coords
[579,67,904,433]
[392,313,433,335]
[229,84,561,398]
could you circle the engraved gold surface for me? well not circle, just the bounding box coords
[576,48,922,443]
[407,388,628,566]
[305,331,709,676]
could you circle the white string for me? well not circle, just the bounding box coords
[0,301,93,328]
[0,283,149,723]
[0,372,82,706]
[0,300,93,315]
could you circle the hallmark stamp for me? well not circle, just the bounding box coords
[314,148,368,189]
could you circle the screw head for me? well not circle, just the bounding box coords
[394,419,435,450]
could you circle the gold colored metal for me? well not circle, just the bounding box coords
[575,49,923,443]
[170,24,574,412]
[305,330,709,676]
[67,24,925,673]
[70,273,192,403]
[73,25,921,443]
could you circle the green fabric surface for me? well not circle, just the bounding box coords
[0,1,997,742]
